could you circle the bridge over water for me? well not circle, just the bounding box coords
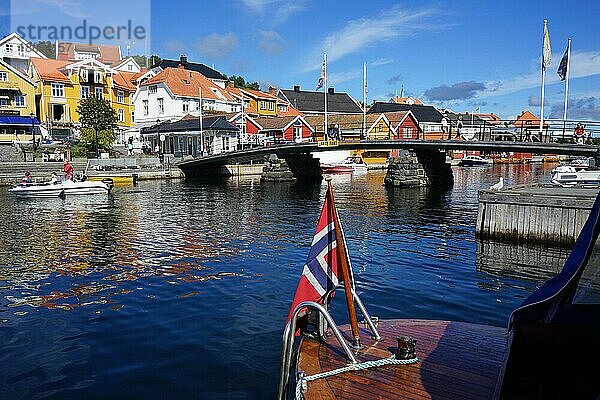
[176,139,600,179]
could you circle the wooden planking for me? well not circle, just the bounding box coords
[297,319,507,400]
[477,185,597,246]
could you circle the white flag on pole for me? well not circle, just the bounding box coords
[542,20,552,70]
[316,54,326,90]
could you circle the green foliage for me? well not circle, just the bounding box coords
[78,128,117,152]
[33,41,55,59]
[222,74,260,90]
[76,97,117,133]
[70,144,89,158]
[131,54,162,68]
[76,97,117,153]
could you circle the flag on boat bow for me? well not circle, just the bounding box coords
[286,188,341,323]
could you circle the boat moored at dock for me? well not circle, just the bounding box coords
[457,155,494,166]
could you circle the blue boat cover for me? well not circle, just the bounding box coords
[509,190,600,326]
[0,116,40,125]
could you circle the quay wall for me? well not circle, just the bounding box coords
[477,184,598,246]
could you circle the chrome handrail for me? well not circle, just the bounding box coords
[277,301,358,400]
[323,284,382,341]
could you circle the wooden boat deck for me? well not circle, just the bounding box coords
[297,319,508,400]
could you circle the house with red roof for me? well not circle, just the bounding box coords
[133,66,241,126]
[56,41,122,66]
[29,57,137,141]
[253,115,314,144]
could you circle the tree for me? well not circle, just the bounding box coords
[33,41,55,59]
[223,74,261,90]
[131,54,162,68]
[76,97,118,157]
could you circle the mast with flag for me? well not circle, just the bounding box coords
[316,52,328,139]
[558,38,572,135]
[363,62,367,140]
[540,19,552,136]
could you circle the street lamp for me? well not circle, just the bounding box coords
[29,112,36,151]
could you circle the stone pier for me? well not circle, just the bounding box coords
[384,150,453,187]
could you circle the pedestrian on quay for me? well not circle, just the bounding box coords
[455,117,463,139]
[441,116,450,140]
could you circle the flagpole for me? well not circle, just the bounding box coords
[562,38,571,135]
[326,178,361,349]
[362,62,367,140]
[540,19,548,136]
[199,87,204,156]
[324,52,328,139]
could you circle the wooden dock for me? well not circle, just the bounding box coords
[476,185,599,246]
[296,319,507,400]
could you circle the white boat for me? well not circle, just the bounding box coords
[551,165,600,186]
[322,156,368,174]
[457,155,493,166]
[8,179,113,198]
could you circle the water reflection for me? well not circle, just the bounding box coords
[0,164,573,399]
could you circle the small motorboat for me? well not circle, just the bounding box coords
[551,165,600,186]
[457,155,493,166]
[8,178,113,198]
[321,156,368,174]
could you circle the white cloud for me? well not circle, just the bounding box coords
[241,0,305,26]
[197,32,239,60]
[257,30,285,55]
[301,6,440,72]
[479,50,600,98]
[329,69,360,86]
[370,58,393,67]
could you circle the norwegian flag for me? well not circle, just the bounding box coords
[286,188,341,324]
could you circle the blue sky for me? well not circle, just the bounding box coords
[4,0,600,120]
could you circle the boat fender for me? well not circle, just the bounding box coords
[396,336,416,360]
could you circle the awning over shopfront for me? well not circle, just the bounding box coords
[0,116,40,126]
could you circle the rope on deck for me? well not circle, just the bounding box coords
[295,355,419,399]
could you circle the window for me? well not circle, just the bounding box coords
[118,108,124,122]
[149,85,157,94]
[5,44,13,53]
[80,85,90,98]
[131,111,135,122]
[278,104,288,112]
[128,64,133,71]
[117,90,124,103]
[14,95,25,107]
[17,44,24,56]
[259,100,266,110]
[378,124,383,133]
[268,102,274,111]
[51,83,64,97]
[222,136,230,152]
[158,98,164,114]
[0,98,8,107]
[142,100,148,116]
[94,71,102,83]
[194,100,200,110]
[0,72,7,81]
[95,87,103,98]
[402,127,413,139]
[294,126,302,141]
[80,69,88,81]
[182,99,189,113]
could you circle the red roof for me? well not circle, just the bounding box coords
[142,67,234,100]
[30,58,71,83]
[57,42,122,65]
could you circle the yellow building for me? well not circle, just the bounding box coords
[0,58,38,144]
[29,58,135,141]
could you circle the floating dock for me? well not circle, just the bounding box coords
[477,184,599,246]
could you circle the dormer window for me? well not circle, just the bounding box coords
[0,72,7,81]
[149,85,157,94]
[5,44,13,53]
[80,69,88,81]
[94,71,102,83]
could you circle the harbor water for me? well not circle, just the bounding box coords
[0,163,569,399]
